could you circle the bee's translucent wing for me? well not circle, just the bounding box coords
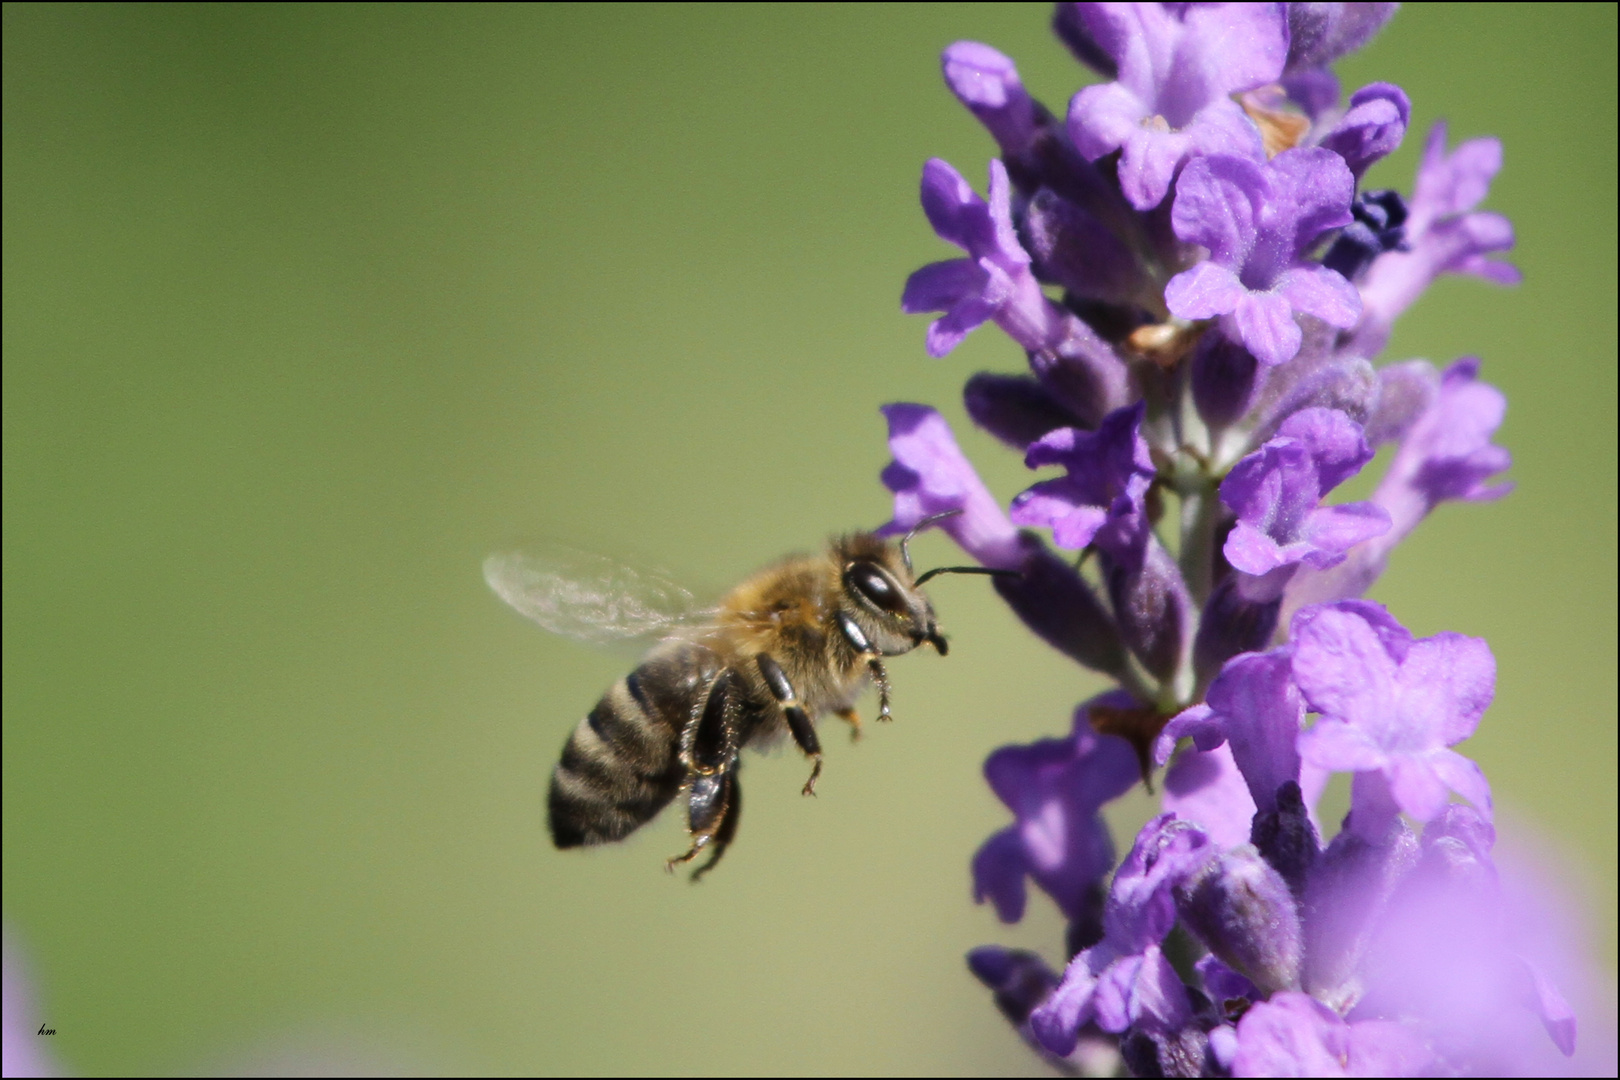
[483,545,712,645]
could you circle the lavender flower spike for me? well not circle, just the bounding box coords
[1291,601,1495,839]
[893,7,1610,1074]
[880,403,1025,570]
[1165,149,1362,367]
[1221,407,1391,595]
[1064,2,1284,209]
[1351,121,1519,356]
[902,158,1062,358]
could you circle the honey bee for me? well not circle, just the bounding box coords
[484,512,1008,879]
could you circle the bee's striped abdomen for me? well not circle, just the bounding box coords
[548,644,713,848]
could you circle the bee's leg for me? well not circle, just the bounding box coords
[669,670,742,875]
[679,669,739,777]
[689,767,741,882]
[755,653,823,796]
[834,707,862,742]
[834,613,895,722]
[667,765,739,879]
[867,658,893,721]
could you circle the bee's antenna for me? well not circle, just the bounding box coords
[899,508,964,572]
[913,565,1022,586]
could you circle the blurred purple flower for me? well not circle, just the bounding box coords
[1353,122,1519,355]
[1231,991,1433,1076]
[1291,601,1494,839]
[972,695,1139,923]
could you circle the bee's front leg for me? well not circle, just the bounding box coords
[834,612,895,723]
[756,653,822,796]
[867,658,893,721]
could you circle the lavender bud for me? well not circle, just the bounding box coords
[1191,332,1261,433]
[1250,780,1320,897]
[1051,3,1117,78]
[1120,1026,1211,1079]
[1323,190,1410,282]
[1104,537,1193,683]
[1246,347,1377,451]
[941,42,1039,154]
[1021,187,1144,306]
[963,372,1082,450]
[967,946,1060,1025]
[1176,845,1303,995]
[1193,576,1281,689]
[1067,880,1108,958]
[995,540,1128,678]
[1029,324,1135,430]
[1285,2,1400,73]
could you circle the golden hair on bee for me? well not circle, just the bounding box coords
[484,510,1014,878]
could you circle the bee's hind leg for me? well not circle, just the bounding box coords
[755,653,823,796]
[669,669,744,878]
[674,766,741,882]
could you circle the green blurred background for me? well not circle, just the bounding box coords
[4,3,1614,1074]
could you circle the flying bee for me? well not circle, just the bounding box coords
[484,511,1010,879]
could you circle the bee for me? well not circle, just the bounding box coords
[484,511,1008,879]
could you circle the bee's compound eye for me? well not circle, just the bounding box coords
[846,562,907,615]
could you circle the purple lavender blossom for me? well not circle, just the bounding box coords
[1064,2,1285,209]
[891,6,1602,1074]
[879,402,1025,570]
[1351,122,1519,356]
[973,695,1139,925]
[941,41,1038,157]
[1165,149,1362,367]
[1291,600,1495,839]
[1318,82,1410,179]
[1156,648,1307,818]
[902,158,1051,359]
[1282,357,1511,621]
[1030,815,1214,1055]
[1220,407,1391,595]
[1284,3,1400,73]
[1008,403,1153,557]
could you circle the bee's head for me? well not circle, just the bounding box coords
[833,532,947,657]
